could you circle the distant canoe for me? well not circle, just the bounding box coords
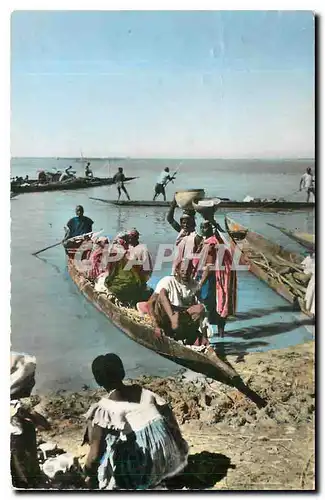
[11,176,138,194]
[89,198,315,212]
[267,223,315,252]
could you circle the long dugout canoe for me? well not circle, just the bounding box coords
[67,256,266,407]
[89,197,315,212]
[11,176,138,194]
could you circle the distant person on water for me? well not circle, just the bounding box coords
[113,167,131,201]
[64,205,94,240]
[38,170,47,184]
[299,167,315,202]
[59,165,75,182]
[153,167,175,201]
[85,162,93,178]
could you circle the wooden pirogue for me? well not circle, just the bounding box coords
[267,223,315,252]
[10,176,138,194]
[89,197,315,212]
[66,251,266,407]
[225,217,313,318]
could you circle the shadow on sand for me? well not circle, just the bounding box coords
[166,451,235,490]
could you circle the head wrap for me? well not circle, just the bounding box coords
[10,352,36,399]
[127,228,140,238]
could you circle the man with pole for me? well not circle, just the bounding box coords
[153,167,176,201]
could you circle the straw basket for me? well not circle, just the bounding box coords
[175,189,205,209]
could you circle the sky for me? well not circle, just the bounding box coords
[11,10,315,158]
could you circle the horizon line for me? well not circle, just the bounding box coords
[11,156,315,161]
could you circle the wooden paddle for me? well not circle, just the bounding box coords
[32,229,103,256]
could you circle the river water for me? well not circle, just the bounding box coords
[10,158,315,392]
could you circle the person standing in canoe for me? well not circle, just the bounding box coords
[167,196,199,245]
[85,162,93,178]
[113,167,131,201]
[193,220,237,338]
[153,167,175,201]
[299,167,315,202]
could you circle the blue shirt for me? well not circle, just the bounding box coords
[67,216,93,238]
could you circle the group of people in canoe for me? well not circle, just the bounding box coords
[62,198,238,345]
[11,351,189,490]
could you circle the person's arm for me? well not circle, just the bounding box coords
[84,424,107,488]
[197,248,215,289]
[63,220,72,241]
[167,197,181,232]
[147,293,159,327]
[159,288,179,330]
[299,175,304,191]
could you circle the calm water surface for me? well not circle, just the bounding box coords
[11,158,315,392]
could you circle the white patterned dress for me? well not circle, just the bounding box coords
[85,388,188,490]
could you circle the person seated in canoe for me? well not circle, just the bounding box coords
[139,261,209,346]
[59,165,76,182]
[63,205,94,254]
[103,233,152,306]
[38,170,47,184]
[113,167,131,201]
[85,162,93,178]
[153,167,175,201]
[83,353,188,490]
[127,228,153,285]
[88,236,110,281]
[193,220,237,338]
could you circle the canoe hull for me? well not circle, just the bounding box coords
[225,217,313,317]
[11,176,137,194]
[90,198,315,212]
[267,223,315,252]
[67,259,240,384]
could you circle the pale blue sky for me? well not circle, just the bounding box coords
[11,10,315,158]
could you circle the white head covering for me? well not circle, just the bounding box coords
[10,352,36,399]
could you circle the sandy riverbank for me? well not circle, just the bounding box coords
[32,341,315,490]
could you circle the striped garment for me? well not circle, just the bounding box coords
[85,389,188,490]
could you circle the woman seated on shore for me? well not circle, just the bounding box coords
[83,353,188,490]
[11,352,50,489]
[138,261,209,346]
